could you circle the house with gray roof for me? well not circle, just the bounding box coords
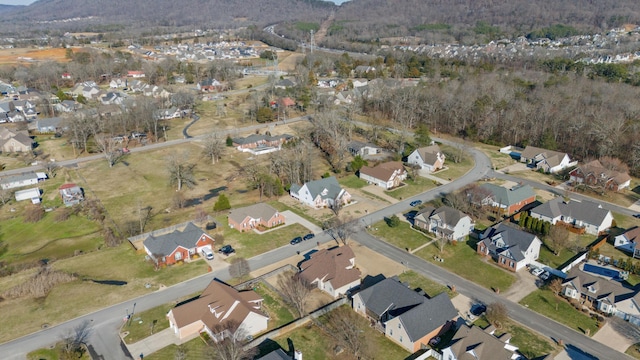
[232,133,293,155]
[562,266,640,320]
[407,144,446,172]
[478,183,536,215]
[348,140,381,158]
[529,197,613,235]
[477,222,542,272]
[440,325,519,360]
[227,203,285,232]
[520,145,576,174]
[0,171,43,190]
[352,277,458,353]
[143,222,214,266]
[414,205,474,241]
[289,176,351,209]
[0,128,32,153]
[32,117,64,133]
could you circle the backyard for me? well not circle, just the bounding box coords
[471,316,558,359]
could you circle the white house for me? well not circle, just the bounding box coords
[413,206,474,241]
[529,197,613,235]
[520,146,576,174]
[407,145,445,172]
[14,187,40,204]
[289,177,351,209]
[299,246,361,298]
[477,223,542,272]
[0,172,44,190]
[614,227,640,258]
[358,161,407,189]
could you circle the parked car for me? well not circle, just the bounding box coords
[540,271,551,281]
[531,267,544,277]
[470,304,486,316]
[201,247,214,260]
[303,233,315,241]
[633,214,640,219]
[218,245,235,255]
[290,236,303,245]
[410,200,423,207]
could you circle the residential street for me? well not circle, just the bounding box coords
[0,131,634,359]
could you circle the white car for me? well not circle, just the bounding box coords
[531,267,544,277]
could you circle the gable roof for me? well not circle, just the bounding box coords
[170,279,266,332]
[299,246,361,289]
[228,203,279,224]
[480,223,540,262]
[447,325,515,360]
[531,197,611,227]
[414,145,442,166]
[301,176,344,201]
[572,159,631,186]
[359,161,406,182]
[356,277,425,318]
[0,171,38,185]
[232,133,293,146]
[416,205,469,228]
[397,292,458,342]
[562,267,637,305]
[620,227,640,243]
[143,222,209,257]
[521,146,569,168]
[479,183,535,206]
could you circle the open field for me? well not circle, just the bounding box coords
[385,176,438,200]
[0,47,74,64]
[369,220,432,252]
[0,244,209,343]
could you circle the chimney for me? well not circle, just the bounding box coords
[294,350,302,360]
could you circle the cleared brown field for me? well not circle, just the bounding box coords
[0,47,75,64]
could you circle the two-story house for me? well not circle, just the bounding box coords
[413,206,474,242]
[477,223,542,272]
[290,177,351,209]
[358,161,407,189]
[407,145,446,172]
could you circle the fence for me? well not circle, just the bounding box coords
[245,296,349,350]
[560,252,588,273]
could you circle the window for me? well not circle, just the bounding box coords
[398,323,401,329]
[390,329,393,336]
[399,336,403,342]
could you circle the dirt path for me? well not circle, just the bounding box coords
[314,10,335,44]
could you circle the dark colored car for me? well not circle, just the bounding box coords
[470,304,487,316]
[410,200,423,207]
[303,233,315,241]
[290,237,303,245]
[633,214,640,219]
[218,245,235,255]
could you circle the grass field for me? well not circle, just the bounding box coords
[253,283,296,329]
[338,174,368,189]
[144,340,208,360]
[472,316,557,359]
[0,244,209,343]
[397,270,455,298]
[438,144,475,179]
[519,289,599,335]
[385,177,439,200]
[369,220,432,252]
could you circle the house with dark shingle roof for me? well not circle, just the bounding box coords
[478,183,536,216]
[0,171,41,190]
[232,133,293,155]
[143,222,214,266]
[289,176,351,209]
[348,140,381,158]
[614,227,640,258]
[562,267,640,319]
[227,203,285,232]
[352,277,458,353]
[359,161,407,189]
[440,325,519,360]
[299,245,361,298]
[530,197,613,235]
[407,144,446,172]
[477,223,542,272]
[569,159,631,191]
[0,128,32,153]
[414,206,474,241]
[167,278,268,340]
[520,145,575,174]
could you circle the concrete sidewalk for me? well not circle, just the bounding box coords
[125,328,199,359]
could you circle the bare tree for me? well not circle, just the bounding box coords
[136,200,153,234]
[229,257,251,279]
[43,161,60,178]
[0,189,12,206]
[204,320,257,360]
[548,278,563,296]
[325,216,358,245]
[547,225,572,256]
[485,302,508,328]
[277,271,313,317]
[318,307,374,359]
[59,320,92,360]
[174,344,188,360]
[94,135,125,167]
[329,197,343,216]
[202,133,226,164]
[167,152,197,191]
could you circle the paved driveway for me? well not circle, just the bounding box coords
[592,316,640,353]
[503,269,540,302]
[281,210,322,234]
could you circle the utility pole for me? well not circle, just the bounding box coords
[310,30,315,53]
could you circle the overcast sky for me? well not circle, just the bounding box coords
[0,0,36,5]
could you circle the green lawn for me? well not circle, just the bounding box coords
[626,343,640,359]
[385,176,439,200]
[519,289,599,335]
[215,221,311,259]
[471,317,557,359]
[27,343,91,360]
[254,282,295,329]
[369,220,432,252]
[414,239,516,292]
[439,144,475,179]
[122,303,175,344]
[338,174,368,189]
[268,201,324,228]
[0,213,103,267]
[398,270,456,298]
[144,339,208,360]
